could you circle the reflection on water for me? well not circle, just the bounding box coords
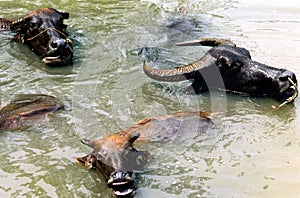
[0,0,300,197]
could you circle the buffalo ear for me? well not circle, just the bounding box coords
[59,11,69,19]
[128,132,140,146]
[122,132,140,150]
[81,138,94,148]
[10,16,32,32]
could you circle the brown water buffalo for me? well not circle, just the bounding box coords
[143,38,298,105]
[0,8,73,65]
[77,111,211,197]
[0,94,64,130]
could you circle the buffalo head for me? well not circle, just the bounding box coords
[0,94,64,130]
[77,132,151,197]
[143,38,298,104]
[1,8,73,65]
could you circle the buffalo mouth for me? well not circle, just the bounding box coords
[280,86,297,101]
[42,55,72,65]
[107,170,134,197]
[43,56,63,64]
[42,53,73,65]
[279,77,298,101]
[273,77,298,109]
[42,40,73,65]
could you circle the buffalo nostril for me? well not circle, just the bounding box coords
[279,76,289,81]
[279,70,297,82]
[285,87,295,95]
[50,39,67,50]
[50,41,58,49]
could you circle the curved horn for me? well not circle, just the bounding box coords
[58,11,69,19]
[123,132,140,149]
[176,38,236,47]
[10,16,31,32]
[0,18,13,29]
[143,54,215,82]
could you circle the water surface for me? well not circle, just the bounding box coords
[0,0,300,197]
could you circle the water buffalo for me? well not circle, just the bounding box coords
[0,8,73,65]
[0,94,64,130]
[77,111,211,197]
[143,38,298,105]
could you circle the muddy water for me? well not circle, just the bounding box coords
[0,0,300,197]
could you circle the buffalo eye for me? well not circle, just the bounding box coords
[29,18,41,30]
[217,56,231,67]
[96,149,109,160]
[136,155,145,165]
[217,56,241,71]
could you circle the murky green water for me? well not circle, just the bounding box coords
[1,0,300,197]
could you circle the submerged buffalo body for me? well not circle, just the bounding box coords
[0,8,73,65]
[143,38,298,103]
[0,94,64,130]
[77,111,211,197]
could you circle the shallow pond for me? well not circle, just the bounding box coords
[1,0,300,197]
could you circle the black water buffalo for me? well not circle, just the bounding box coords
[77,111,211,197]
[143,38,298,104]
[0,8,73,65]
[0,94,64,130]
